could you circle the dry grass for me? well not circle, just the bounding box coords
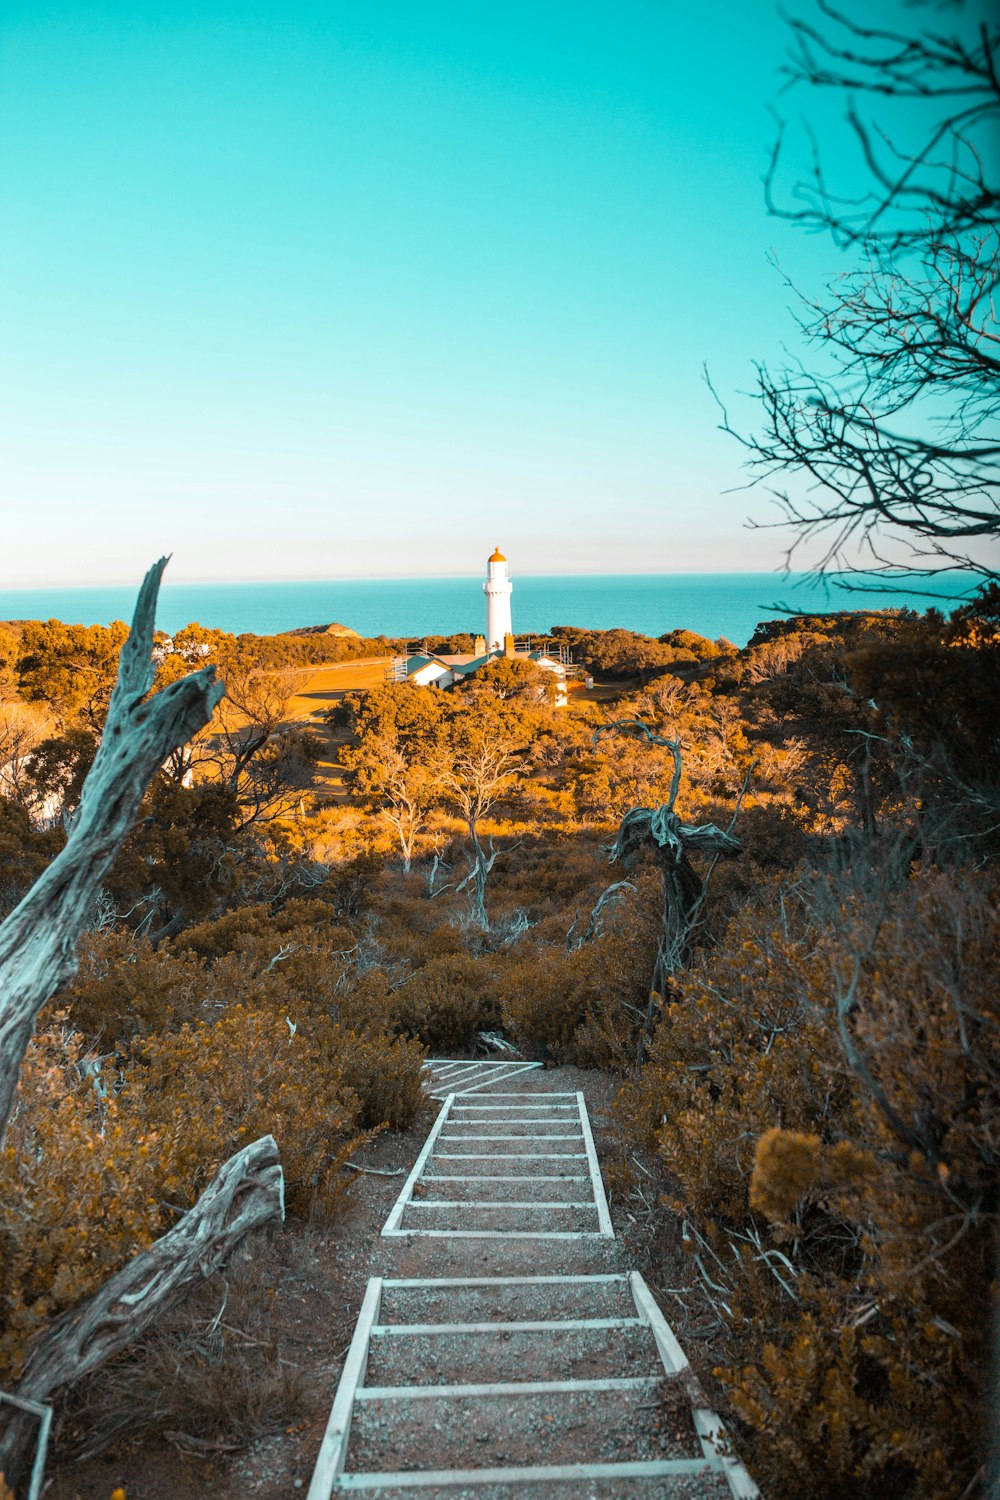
[59,1229,313,1462]
[285,658,392,726]
[283,657,392,800]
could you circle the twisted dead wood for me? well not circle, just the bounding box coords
[592,721,746,1063]
[0,561,287,1490]
[0,557,224,1140]
[0,1135,284,1481]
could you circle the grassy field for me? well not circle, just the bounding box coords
[286,657,393,724]
[286,657,393,800]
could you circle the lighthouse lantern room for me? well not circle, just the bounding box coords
[483,546,513,651]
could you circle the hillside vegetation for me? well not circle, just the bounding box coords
[0,592,998,1499]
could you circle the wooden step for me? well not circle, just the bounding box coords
[364,1322,663,1387]
[345,1384,702,1473]
[377,1275,637,1326]
[414,1177,590,1204]
[394,1203,601,1235]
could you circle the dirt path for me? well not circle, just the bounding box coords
[45,1065,756,1500]
[305,1063,757,1499]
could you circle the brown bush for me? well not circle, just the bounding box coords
[0,1021,164,1382]
[338,1028,427,1130]
[390,952,500,1052]
[138,1002,368,1217]
[619,863,998,1500]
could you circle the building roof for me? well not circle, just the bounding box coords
[451,653,496,675]
[406,654,450,673]
[488,546,506,563]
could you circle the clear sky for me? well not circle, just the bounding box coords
[0,0,895,586]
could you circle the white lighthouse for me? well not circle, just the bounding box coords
[483,546,513,651]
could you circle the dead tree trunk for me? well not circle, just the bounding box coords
[456,834,498,931]
[608,803,741,1060]
[593,722,746,1065]
[0,1135,284,1483]
[0,562,288,1491]
[0,557,224,1140]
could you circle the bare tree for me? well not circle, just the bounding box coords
[0,702,53,806]
[720,3,999,588]
[203,660,314,825]
[592,721,747,1064]
[372,748,440,873]
[0,563,285,1487]
[439,734,520,845]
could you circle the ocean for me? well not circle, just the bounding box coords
[0,572,976,650]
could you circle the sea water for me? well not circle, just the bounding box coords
[0,572,976,649]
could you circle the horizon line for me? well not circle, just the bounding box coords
[0,565,970,592]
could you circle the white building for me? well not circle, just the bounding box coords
[394,547,570,706]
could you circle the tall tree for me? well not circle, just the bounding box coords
[723,2,999,587]
[17,619,131,730]
[338,684,448,870]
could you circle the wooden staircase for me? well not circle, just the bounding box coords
[307,1068,759,1499]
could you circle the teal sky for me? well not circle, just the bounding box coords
[1,0,884,586]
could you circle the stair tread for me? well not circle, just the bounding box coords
[346,1387,704,1472]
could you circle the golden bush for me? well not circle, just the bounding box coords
[389,952,500,1051]
[137,1002,367,1216]
[0,1021,164,1381]
[623,864,999,1498]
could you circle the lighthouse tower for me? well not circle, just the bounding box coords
[483,546,513,651]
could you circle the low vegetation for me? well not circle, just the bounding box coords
[0,590,998,1497]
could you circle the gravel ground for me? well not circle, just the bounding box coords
[364,1325,663,1385]
[413,1177,590,1204]
[349,1384,697,1470]
[350,1475,734,1500]
[379,1278,635,1325]
[44,1063,744,1500]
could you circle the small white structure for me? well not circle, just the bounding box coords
[483,546,513,651]
[406,655,458,689]
[530,651,569,707]
[391,546,572,706]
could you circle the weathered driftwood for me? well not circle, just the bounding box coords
[455,834,523,932]
[0,557,224,1140]
[0,1135,284,1482]
[608,802,741,996]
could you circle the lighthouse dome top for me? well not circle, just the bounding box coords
[488,547,507,563]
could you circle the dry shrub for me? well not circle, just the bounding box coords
[173,898,352,960]
[0,975,424,1386]
[498,944,583,1056]
[329,969,396,1034]
[500,876,660,1068]
[338,1028,427,1130]
[138,1002,368,1217]
[363,894,466,970]
[60,931,214,1038]
[0,1021,163,1382]
[58,1229,306,1459]
[390,952,500,1052]
[620,863,999,1500]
